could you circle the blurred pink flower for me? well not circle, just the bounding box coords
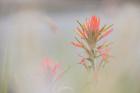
[43,58,61,77]
[43,58,69,81]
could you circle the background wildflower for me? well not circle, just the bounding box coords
[43,58,64,81]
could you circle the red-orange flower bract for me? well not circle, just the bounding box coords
[72,16,113,71]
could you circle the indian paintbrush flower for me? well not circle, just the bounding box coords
[72,16,113,72]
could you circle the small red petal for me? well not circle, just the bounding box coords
[71,42,83,48]
[102,29,113,38]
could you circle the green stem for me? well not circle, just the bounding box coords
[1,48,9,93]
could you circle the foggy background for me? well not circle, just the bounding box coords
[0,0,140,93]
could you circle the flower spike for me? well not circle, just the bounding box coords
[72,16,113,72]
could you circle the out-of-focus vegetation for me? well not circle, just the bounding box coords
[0,0,140,93]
